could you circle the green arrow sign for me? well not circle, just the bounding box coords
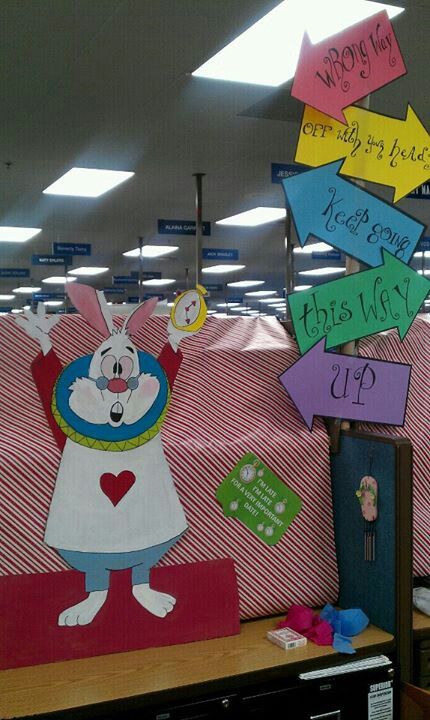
[289,250,430,354]
[216,452,302,546]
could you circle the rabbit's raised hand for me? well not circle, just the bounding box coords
[167,318,196,352]
[15,303,60,355]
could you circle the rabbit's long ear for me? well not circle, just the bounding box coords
[66,283,113,337]
[123,296,158,336]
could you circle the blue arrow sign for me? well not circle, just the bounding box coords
[53,242,91,256]
[0,268,30,278]
[281,160,425,267]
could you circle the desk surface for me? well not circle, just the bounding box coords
[413,609,430,639]
[0,616,394,719]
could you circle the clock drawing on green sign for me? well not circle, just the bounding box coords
[216,452,302,546]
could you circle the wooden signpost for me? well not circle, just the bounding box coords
[278,11,430,431]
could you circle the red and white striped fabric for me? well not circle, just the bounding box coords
[0,314,338,618]
[358,316,430,577]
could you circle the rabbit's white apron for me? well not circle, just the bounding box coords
[44,433,188,553]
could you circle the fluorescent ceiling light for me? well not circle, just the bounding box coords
[245,310,260,315]
[269,302,286,308]
[202,264,245,274]
[123,245,179,258]
[13,286,41,294]
[42,276,77,284]
[207,310,217,315]
[22,305,31,310]
[414,251,430,258]
[192,0,403,86]
[259,296,281,304]
[68,267,109,276]
[140,278,176,286]
[213,312,229,318]
[217,208,285,227]
[230,306,248,311]
[245,290,277,297]
[418,270,430,276]
[43,300,63,307]
[0,294,15,300]
[293,242,334,254]
[227,280,265,288]
[294,284,313,291]
[43,168,134,197]
[0,226,41,243]
[11,308,23,314]
[217,302,240,308]
[299,267,345,277]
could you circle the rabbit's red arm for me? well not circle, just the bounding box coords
[32,349,67,452]
[157,343,183,389]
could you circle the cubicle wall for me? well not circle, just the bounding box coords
[331,430,413,682]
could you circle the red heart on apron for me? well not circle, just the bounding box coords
[100,470,136,506]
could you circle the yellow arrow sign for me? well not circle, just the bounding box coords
[295,104,430,202]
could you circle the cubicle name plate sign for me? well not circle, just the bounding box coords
[32,255,68,266]
[288,250,430,354]
[0,268,30,278]
[291,11,406,124]
[271,162,305,184]
[158,219,211,236]
[53,242,91,256]
[408,181,430,200]
[416,237,430,252]
[279,339,411,430]
[216,453,302,546]
[282,160,424,267]
[295,103,430,202]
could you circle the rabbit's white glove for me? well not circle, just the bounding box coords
[15,303,60,355]
[167,318,196,353]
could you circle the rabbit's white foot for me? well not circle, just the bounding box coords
[58,590,108,627]
[132,583,176,617]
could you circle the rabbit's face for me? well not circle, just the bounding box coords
[69,331,161,427]
[89,331,140,389]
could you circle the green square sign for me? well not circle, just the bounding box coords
[216,452,302,546]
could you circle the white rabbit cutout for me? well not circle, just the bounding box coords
[16,284,201,627]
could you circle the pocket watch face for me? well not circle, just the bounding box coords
[239,463,256,484]
[174,290,201,327]
[171,288,207,332]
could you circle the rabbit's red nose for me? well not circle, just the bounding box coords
[108,378,128,394]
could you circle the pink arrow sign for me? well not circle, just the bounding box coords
[291,10,407,123]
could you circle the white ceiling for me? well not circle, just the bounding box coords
[0,0,429,310]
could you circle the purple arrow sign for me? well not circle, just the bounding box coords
[279,339,411,430]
